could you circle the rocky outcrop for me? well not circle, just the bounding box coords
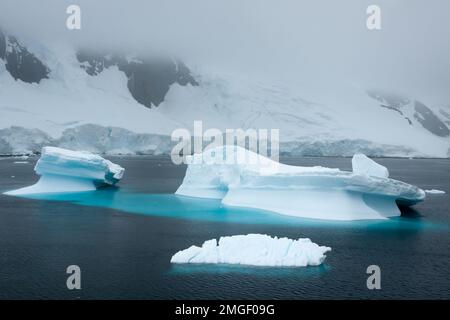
[414,101,450,137]
[368,90,450,137]
[0,30,50,83]
[76,51,198,108]
[0,30,5,60]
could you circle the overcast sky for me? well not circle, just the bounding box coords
[1,0,449,103]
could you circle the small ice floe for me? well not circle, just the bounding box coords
[170,234,331,267]
[425,189,446,195]
[4,147,124,196]
[13,161,29,164]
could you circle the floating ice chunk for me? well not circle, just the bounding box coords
[35,147,124,183]
[170,234,331,267]
[425,189,445,194]
[4,147,124,195]
[176,146,425,220]
[352,154,389,178]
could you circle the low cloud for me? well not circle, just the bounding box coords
[1,0,449,103]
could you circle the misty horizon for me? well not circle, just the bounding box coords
[0,0,449,104]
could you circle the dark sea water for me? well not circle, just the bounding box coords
[0,156,449,299]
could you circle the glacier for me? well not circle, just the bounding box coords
[4,147,124,195]
[171,234,331,267]
[0,125,419,157]
[0,36,449,158]
[176,146,426,221]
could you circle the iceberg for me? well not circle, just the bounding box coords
[4,147,124,195]
[176,146,426,220]
[171,234,331,267]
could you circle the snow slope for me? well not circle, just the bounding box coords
[1,32,449,157]
[0,45,181,138]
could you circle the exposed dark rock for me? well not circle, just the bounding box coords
[76,51,116,76]
[367,90,410,108]
[368,90,413,126]
[379,105,413,125]
[0,30,5,60]
[439,109,450,125]
[76,51,198,108]
[120,59,197,107]
[1,35,50,83]
[439,108,450,120]
[368,90,450,136]
[414,101,450,137]
[380,104,404,116]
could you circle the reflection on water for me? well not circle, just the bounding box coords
[19,187,441,231]
[170,263,331,278]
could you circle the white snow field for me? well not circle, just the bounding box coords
[176,146,426,220]
[0,39,449,157]
[4,147,124,195]
[170,234,331,267]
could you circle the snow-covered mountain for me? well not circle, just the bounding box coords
[1,29,449,157]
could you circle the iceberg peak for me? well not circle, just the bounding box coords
[352,153,389,178]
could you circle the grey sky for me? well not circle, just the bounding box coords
[1,0,449,103]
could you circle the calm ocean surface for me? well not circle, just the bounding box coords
[0,156,449,299]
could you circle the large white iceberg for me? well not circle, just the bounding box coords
[176,146,425,220]
[171,234,331,267]
[4,147,124,195]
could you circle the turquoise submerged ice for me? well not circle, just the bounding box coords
[176,146,426,221]
[4,147,124,195]
[4,145,426,222]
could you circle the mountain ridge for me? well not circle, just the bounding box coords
[1,28,449,158]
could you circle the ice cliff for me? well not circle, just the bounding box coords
[171,234,331,267]
[175,146,426,220]
[4,147,124,195]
